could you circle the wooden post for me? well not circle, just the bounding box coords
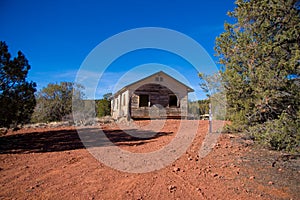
[209,103,212,133]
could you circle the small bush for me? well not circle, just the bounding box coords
[248,112,300,152]
[96,99,111,117]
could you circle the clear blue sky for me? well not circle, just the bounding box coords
[0,0,235,100]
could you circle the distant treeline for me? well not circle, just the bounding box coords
[188,99,209,118]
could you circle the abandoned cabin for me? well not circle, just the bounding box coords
[111,71,194,120]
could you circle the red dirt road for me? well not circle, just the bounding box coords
[0,120,299,199]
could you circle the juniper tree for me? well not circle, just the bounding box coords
[0,41,37,128]
[216,0,299,127]
[215,0,300,151]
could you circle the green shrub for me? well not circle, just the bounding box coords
[248,112,300,152]
[96,99,111,117]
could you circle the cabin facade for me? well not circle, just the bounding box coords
[111,71,194,120]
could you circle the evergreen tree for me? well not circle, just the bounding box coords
[96,93,112,117]
[215,0,300,151]
[96,99,111,117]
[0,41,37,128]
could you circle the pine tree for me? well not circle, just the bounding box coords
[215,0,300,151]
[0,41,37,128]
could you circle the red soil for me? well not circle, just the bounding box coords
[0,120,299,199]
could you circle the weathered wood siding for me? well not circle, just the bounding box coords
[130,107,181,119]
[130,83,181,119]
[133,84,176,107]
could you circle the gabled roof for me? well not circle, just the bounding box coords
[114,71,194,96]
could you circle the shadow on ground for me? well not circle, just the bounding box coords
[0,128,173,154]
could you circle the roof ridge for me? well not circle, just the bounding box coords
[113,70,194,96]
